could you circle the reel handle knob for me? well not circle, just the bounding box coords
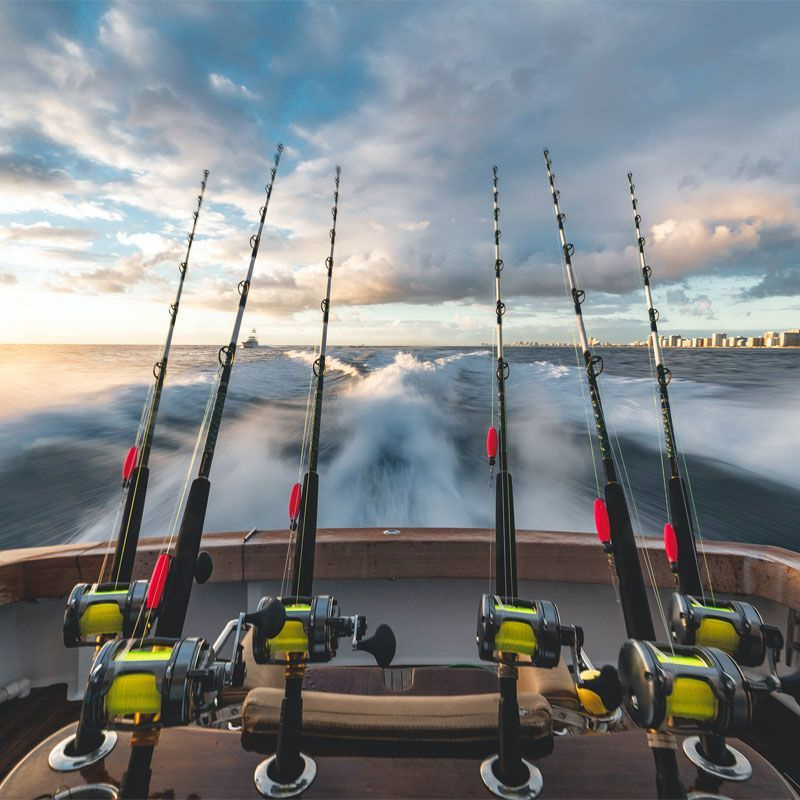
[356,623,396,668]
[194,551,214,585]
[245,597,287,640]
[578,664,623,716]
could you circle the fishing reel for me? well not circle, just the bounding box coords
[251,594,396,667]
[63,580,150,647]
[619,639,759,783]
[668,592,783,670]
[477,595,563,666]
[79,598,286,731]
[477,595,623,719]
[620,640,753,736]
[63,553,177,648]
[81,636,224,731]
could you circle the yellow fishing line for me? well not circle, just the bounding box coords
[105,673,161,717]
[269,620,309,654]
[79,602,124,636]
[495,620,536,656]
[696,618,739,653]
[667,677,717,721]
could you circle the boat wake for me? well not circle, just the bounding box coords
[0,346,798,551]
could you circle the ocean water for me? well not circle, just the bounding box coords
[0,344,797,553]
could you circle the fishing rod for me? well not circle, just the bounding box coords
[542,149,686,799]
[289,166,341,599]
[63,170,210,653]
[489,164,516,600]
[111,169,211,585]
[115,144,286,800]
[250,166,396,799]
[478,165,535,796]
[477,166,622,800]
[626,172,703,597]
[49,146,289,799]
[626,172,789,789]
[55,169,210,763]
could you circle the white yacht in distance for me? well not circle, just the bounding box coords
[241,328,259,348]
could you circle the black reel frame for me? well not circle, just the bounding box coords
[82,636,222,732]
[63,581,151,647]
[477,594,622,723]
[477,595,567,668]
[80,601,284,732]
[251,594,395,668]
[619,640,752,736]
[669,591,784,671]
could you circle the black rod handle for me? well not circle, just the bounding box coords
[156,477,211,638]
[605,481,656,640]
[111,465,150,584]
[667,477,703,595]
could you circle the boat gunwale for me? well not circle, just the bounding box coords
[1,528,799,610]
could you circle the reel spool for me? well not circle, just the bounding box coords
[669,592,780,668]
[619,640,751,735]
[477,595,562,666]
[63,581,150,647]
[82,637,224,731]
[251,594,396,667]
[63,553,172,647]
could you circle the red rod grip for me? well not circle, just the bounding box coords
[146,553,171,610]
[122,445,138,481]
[288,482,302,523]
[664,523,678,565]
[486,426,498,465]
[594,497,611,546]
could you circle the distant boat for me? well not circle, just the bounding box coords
[241,328,259,348]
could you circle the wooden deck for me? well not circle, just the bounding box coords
[3,723,795,799]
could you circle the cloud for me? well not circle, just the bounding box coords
[400,220,430,232]
[98,7,157,67]
[1,221,93,250]
[208,72,259,100]
[1,1,800,343]
[740,267,800,300]
[44,249,166,295]
[665,288,715,318]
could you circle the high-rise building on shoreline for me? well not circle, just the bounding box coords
[628,327,799,349]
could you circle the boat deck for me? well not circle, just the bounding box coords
[5,723,795,799]
[3,667,798,799]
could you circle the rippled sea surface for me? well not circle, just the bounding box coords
[0,344,797,552]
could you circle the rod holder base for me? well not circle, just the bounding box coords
[48,731,118,772]
[683,736,752,783]
[53,784,119,799]
[254,753,316,798]
[687,793,733,800]
[480,755,543,800]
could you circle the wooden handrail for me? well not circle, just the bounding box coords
[1,529,799,610]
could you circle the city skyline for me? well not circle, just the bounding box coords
[1,3,799,345]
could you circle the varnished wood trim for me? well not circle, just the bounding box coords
[1,529,799,610]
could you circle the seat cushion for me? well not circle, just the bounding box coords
[242,687,552,743]
[518,656,579,710]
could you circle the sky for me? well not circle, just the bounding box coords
[0,1,798,345]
